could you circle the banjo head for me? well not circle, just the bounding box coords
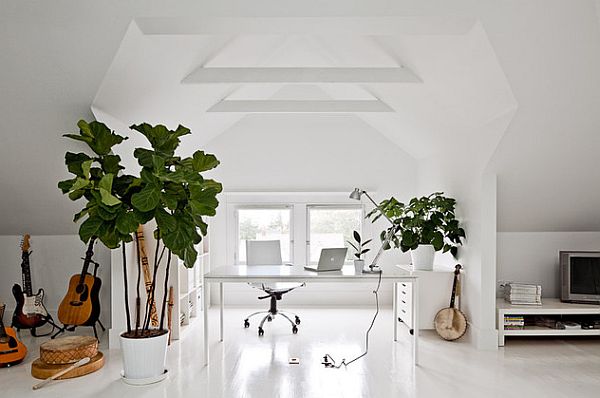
[434,308,467,341]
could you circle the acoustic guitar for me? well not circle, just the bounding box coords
[12,235,49,331]
[57,239,102,327]
[0,303,27,367]
[434,264,467,341]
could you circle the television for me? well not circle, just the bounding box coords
[560,251,600,304]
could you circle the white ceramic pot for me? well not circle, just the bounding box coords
[410,245,435,271]
[354,259,365,273]
[120,331,168,381]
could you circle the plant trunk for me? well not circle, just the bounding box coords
[159,250,172,330]
[144,231,162,331]
[122,243,131,334]
[135,231,142,334]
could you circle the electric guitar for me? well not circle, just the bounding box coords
[434,264,468,341]
[57,239,102,326]
[12,235,49,330]
[0,303,27,367]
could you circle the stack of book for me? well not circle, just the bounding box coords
[504,283,542,305]
[504,315,525,330]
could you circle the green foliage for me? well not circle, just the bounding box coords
[59,119,222,269]
[347,230,372,260]
[58,120,138,249]
[367,192,465,258]
[129,123,222,268]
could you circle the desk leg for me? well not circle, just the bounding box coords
[393,282,398,342]
[203,282,209,367]
[219,282,224,342]
[412,278,419,366]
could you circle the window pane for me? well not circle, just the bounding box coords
[238,208,291,263]
[308,207,363,263]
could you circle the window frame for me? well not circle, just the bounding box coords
[234,205,294,265]
[306,204,365,265]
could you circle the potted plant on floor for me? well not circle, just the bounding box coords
[59,120,222,382]
[347,230,371,273]
[367,192,465,270]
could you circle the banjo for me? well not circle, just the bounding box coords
[434,264,467,341]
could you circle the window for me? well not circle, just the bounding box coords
[307,206,363,264]
[237,207,292,263]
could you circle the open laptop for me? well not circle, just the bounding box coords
[304,248,348,272]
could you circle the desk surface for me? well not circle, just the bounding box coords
[205,264,417,282]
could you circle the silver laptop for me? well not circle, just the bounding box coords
[304,248,348,272]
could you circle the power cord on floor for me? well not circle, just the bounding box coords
[321,269,383,368]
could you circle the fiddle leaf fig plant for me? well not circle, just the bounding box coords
[129,123,222,268]
[367,192,465,258]
[59,120,222,337]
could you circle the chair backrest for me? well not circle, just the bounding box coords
[246,240,282,266]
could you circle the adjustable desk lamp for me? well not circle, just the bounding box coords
[349,188,395,273]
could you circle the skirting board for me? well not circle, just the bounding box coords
[471,325,499,350]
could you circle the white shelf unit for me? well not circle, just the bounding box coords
[170,231,210,341]
[497,298,600,346]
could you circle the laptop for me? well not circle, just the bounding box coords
[304,248,348,272]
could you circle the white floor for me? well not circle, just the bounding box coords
[2,307,600,397]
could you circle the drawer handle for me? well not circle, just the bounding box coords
[401,300,406,304]
[401,309,406,314]
[401,291,406,295]
[401,283,407,287]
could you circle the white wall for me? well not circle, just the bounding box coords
[0,235,111,329]
[204,113,417,306]
[497,232,600,298]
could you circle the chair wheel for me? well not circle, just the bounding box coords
[295,316,301,325]
[292,325,298,334]
[244,320,250,328]
[267,316,273,322]
[258,327,264,336]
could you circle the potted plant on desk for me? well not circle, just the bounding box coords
[367,192,465,270]
[347,231,371,273]
[59,120,222,383]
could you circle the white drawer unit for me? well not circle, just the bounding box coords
[395,264,458,332]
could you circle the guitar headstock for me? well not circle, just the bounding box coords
[454,264,462,275]
[21,234,31,252]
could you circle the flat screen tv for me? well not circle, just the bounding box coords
[560,251,600,304]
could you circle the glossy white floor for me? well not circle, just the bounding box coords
[2,307,600,397]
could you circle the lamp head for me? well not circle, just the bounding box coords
[349,188,363,200]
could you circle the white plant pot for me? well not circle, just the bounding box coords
[410,245,435,271]
[354,259,365,273]
[120,331,168,381]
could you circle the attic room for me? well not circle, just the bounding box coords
[0,1,599,397]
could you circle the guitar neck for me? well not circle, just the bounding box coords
[21,251,33,296]
[0,305,7,339]
[449,267,461,308]
[78,238,96,284]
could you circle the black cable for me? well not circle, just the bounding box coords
[322,269,383,368]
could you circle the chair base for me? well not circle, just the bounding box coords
[244,295,300,336]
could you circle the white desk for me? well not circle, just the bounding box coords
[202,264,419,367]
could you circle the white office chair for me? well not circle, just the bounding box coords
[244,240,304,336]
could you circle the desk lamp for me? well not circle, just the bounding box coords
[349,188,395,273]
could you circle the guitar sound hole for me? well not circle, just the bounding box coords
[75,284,85,294]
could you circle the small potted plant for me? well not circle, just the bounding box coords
[59,120,221,383]
[347,230,371,273]
[367,192,465,270]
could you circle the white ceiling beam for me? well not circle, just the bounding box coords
[206,100,394,113]
[183,67,421,84]
[135,17,476,36]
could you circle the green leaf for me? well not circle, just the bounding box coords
[353,230,361,243]
[64,152,93,177]
[192,150,220,172]
[131,185,160,212]
[155,208,176,233]
[98,205,119,221]
[116,211,138,235]
[76,120,127,156]
[58,178,76,194]
[162,227,190,252]
[134,148,155,168]
[431,231,444,251]
[98,174,121,206]
[70,177,90,192]
[202,179,223,193]
[79,216,103,243]
[182,245,198,268]
[102,154,123,174]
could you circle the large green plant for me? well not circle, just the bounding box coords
[59,120,222,336]
[367,192,465,257]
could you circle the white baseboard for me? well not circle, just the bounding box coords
[470,325,499,350]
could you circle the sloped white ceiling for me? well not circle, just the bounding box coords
[1,0,599,235]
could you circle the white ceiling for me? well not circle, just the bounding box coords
[1,0,600,234]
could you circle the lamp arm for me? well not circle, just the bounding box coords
[369,227,396,269]
[362,191,395,226]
